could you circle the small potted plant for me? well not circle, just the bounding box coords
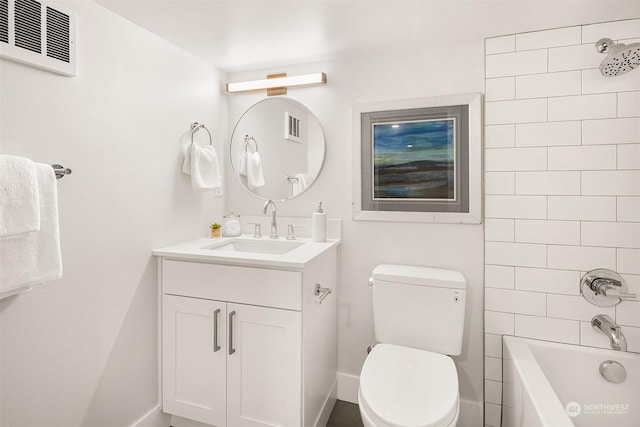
[210,223,222,238]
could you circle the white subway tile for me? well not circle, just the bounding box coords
[548,44,601,72]
[485,333,503,358]
[486,35,516,55]
[582,221,640,248]
[516,71,581,99]
[515,220,580,245]
[486,172,515,195]
[486,265,515,289]
[622,274,640,295]
[618,144,640,170]
[515,267,580,295]
[618,249,640,274]
[547,294,615,321]
[516,121,581,147]
[486,99,548,125]
[486,49,548,78]
[618,197,640,222]
[516,27,581,51]
[515,171,581,195]
[582,19,640,43]
[617,301,640,327]
[515,314,580,344]
[582,68,640,95]
[486,124,515,148]
[486,218,515,242]
[548,196,617,221]
[485,356,502,381]
[486,195,547,219]
[579,321,613,350]
[486,77,515,101]
[548,94,617,121]
[485,379,503,404]
[548,145,616,171]
[485,310,515,335]
[485,148,547,171]
[619,325,640,352]
[548,245,617,271]
[486,288,547,315]
[582,118,640,145]
[618,91,640,118]
[582,171,640,196]
[486,242,547,267]
[485,403,502,427]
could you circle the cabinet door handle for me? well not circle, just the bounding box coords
[228,311,236,355]
[213,309,221,352]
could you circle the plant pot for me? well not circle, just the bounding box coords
[211,229,221,238]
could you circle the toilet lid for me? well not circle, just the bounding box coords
[359,344,459,427]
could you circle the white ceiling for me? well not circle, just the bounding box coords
[96,0,640,71]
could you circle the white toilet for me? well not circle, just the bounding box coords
[358,264,467,427]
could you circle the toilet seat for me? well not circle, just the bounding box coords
[359,344,459,427]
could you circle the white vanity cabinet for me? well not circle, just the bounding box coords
[156,244,338,427]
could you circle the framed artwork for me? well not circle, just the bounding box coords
[352,93,482,223]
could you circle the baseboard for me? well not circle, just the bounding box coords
[314,380,337,427]
[131,405,170,427]
[336,372,360,404]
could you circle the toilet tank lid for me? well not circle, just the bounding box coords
[372,264,466,289]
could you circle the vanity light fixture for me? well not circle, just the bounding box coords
[226,72,327,96]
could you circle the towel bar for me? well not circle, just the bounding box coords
[52,164,72,179]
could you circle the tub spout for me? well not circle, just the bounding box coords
[592,314,627,351]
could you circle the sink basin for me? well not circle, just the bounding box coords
[204,239,304,255]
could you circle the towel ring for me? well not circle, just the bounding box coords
[191,122,212,146]
[244,134,258,154]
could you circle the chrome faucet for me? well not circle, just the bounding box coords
[592,314,627,351]
[262,199,278,239]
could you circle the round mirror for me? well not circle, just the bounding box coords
[230,98,326,201]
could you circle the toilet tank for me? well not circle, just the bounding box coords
[372,264,466,355]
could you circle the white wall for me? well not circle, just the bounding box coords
[483,18,640,427]
[226,44,486,418]
[0,2,226,426]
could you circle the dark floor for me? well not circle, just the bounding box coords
[327,400,364,427]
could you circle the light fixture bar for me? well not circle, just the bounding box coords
[226,72,327,94]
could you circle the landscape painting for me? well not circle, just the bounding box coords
[372,118,456,200]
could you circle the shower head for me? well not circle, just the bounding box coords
[595,38,640,77]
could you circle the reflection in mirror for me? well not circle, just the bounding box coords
[230,98,326,201]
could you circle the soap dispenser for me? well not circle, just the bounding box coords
[312,201,327,242]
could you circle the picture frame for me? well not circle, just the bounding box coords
[352,93,482,224]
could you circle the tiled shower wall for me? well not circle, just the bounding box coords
[483,19,640,427]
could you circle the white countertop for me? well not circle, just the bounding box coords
[152,235,341,269]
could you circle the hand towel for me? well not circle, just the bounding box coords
[239,151,248,176]
[0,163,62,295]
[292,173,312,196]
[0,155,40,237]
[246,152,265,190]
[182,143,223,197]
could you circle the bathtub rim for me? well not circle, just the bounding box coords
[502,335,575,427]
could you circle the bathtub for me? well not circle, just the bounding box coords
[502,336,639,427]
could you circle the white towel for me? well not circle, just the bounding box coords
[292,173,312,196]
[0,155,40,237]
[239,151,248,176]
[182,143,223,197]
[246,152,265,190]
[0,163,62,295]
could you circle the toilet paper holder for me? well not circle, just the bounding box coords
[314,283,332,305]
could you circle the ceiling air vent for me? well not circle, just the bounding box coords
[0,0,76,76]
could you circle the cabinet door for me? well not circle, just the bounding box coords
[227,303,302,427]
[163,295,227,426]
